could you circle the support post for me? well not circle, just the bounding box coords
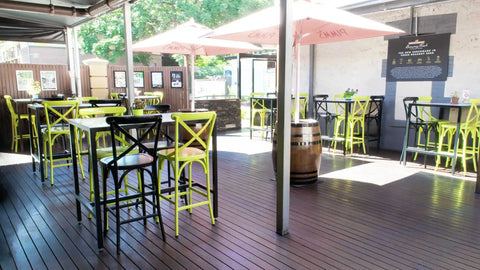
[66,28,76,96]
[73,27,82,97]
[123,2,135,108]
[276,0,293,236]
[237,54,242,98]
[308,45,315,118]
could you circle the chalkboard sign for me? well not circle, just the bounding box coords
[386,33,450,81]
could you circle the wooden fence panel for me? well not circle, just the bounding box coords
[0,63,72,99]
[108,65,189,111]
[80,65,91,97]
[0,63,75,150]
[0,63,189,150]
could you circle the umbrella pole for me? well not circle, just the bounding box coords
[190,54,196,111]
[294,40,300,123]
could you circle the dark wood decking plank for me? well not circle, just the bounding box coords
[99,173,233,269]
[290,182,443,267]
[214,187,342,268]
[131,202,250,269]
[50,175,154,270]
[212,154,361,269]
[3,133,480,270]
[1,194,49,270]
[6,166,97,270]
[216,159,372,269]
[4,185,70,270]
[313,176,478,269]
[312,182,458,269]
[315,176,480,269]
[219,195,384,270]
[187,171,334,269]
[12,165,135,270]
[162,208,295,270]
[217,153,375,268]
[216,150,479,270]
[114,163,285,269]
[68,161,232,269]
[16,167,120,270]
[217,203,352,270]
[0,217,19,270]
[0,178,31,270]
[146,165,319,269]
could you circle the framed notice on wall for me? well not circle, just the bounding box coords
[386,33,450,81]
[40,70,57,90]
[170,71,183,88]
[134,71,144,88]
[16,70,34,91]
[151,71,163,88]
[114,71,126,88]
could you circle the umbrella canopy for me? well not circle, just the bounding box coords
[206,0,404,121]
[133,20,261,110]
[206,0,404,45]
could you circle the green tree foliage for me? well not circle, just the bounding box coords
[194,55,226,79]
[78,0,272,65]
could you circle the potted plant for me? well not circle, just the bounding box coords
[132,99,145,116]
[27,80,42,99]
[343,88,358,99]
[450,90,459,104]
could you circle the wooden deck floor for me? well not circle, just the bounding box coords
[1,131,480,269]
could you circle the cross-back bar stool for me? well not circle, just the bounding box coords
[4,95,37,152]
[100,114,166,254]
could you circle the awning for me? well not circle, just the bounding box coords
[0,0,130,44]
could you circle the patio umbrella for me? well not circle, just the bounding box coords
[206,0,405,122]
[132,20,261,111]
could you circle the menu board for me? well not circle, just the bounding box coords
[386,33,450,81]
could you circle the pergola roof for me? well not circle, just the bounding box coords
[0,0,130,43]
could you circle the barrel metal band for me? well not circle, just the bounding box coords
[291,132,321,138]
[291,140,322,146]
[291,170,317,175]
[290,121,319,127]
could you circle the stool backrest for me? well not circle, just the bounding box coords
[465,99,480,127]
[313,94,329,119]
[171,112,216,157]
[333,94,346,115]
[352,96,370,117]
[417,96,435,121]
[251,93,268,110]
[79,106,127,118]
[153,91,164,103]
[298,93,309,116]
[366,95,384,119]
[402,96,420,122]
[42,100,79,128]
[105,115,163,167]
[4,95,17,119]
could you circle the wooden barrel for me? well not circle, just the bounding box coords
[272,119,322,185]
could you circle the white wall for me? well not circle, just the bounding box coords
[303,0,480,150]
[438,0,480,98]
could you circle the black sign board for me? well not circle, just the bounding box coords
[386,33,450,81]
[170,71,183,88]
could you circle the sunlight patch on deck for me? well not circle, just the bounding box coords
[0,152,32,166]
[319,161,418,186]
[218,133,272,155]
